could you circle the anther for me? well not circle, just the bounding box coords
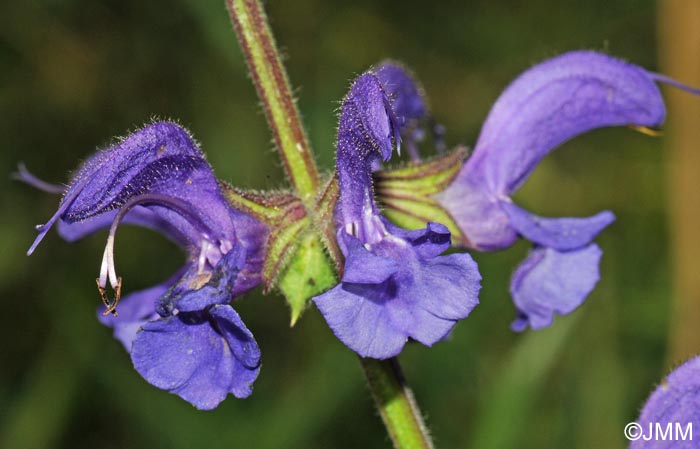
[97,276,122,316]
[629,125,663,137]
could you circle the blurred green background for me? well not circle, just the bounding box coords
[1,0,696,448]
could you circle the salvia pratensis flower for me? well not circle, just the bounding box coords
[630,356,700,449]
[312,70,481,359]
[22,122,265,409]
[434,51,697,331]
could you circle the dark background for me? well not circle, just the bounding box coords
[0,0,692,448]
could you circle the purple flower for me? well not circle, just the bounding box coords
[435,51,673,330]
[313,71,481,359]
[125,246,261,409]
[26,122,265,409]
[374,62,445,160]
[630,356,700,448]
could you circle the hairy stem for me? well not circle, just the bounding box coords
[226,0,319,200]
[226,2,435,447]
[360,358,435,449]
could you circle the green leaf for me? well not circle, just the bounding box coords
[278,231,337,326]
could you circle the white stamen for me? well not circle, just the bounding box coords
[97,200,138,290]
[345,222,355,236]
[100,233,119,288]
[98,234,119,289]
[98,225,122,316]
[98,245,109,288]
[198,240,212,273]
[220,239,233,254]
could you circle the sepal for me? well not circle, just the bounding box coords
[374,147,468,245]
[374,146,467,194]
[221,178,340,325]
[221,183,308,290]
[221,183,302,224]
[278,231,337,326]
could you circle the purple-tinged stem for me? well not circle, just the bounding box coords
[226,0,319,201]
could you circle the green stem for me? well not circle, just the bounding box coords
[226,2,435,447]
[226,0,319,201]
[361,357,435,449]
